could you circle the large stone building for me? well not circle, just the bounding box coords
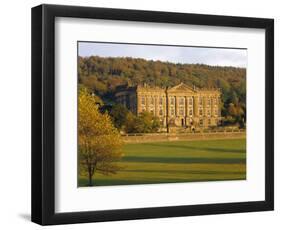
[115,83,221,130]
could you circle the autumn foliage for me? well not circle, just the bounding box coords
[78,88,123,186]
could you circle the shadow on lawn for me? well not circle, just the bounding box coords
[78,177,246,187]
[122,156,246,164]
[121,169,246,175]
[146,143,246,154]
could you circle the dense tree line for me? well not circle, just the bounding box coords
[79,56,246,127]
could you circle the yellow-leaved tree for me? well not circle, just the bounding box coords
[78,87,123,186]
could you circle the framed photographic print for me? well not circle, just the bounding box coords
[31,4,274,225]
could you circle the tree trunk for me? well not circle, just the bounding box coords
[88,167,93,186]
[88,173,93,186]
[87,161,97,186]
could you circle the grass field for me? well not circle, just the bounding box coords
[78,138,246,186]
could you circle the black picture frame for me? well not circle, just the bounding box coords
[31,4,274,225]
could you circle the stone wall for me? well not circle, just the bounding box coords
[122,131,246,143]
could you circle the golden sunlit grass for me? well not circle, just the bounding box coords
[78,138,246,186]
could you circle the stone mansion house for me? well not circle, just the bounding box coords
[115,83,221,130]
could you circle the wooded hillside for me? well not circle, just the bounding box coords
[78,56,246,125]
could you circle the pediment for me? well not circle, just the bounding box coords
[167,83,196,93]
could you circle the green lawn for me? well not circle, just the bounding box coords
[78,138,246,186]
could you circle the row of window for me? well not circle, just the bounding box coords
[141,106,219,116]
[170,108,192,116]
[199,109,219,116]
[199,119,212,126]
[199,97,217,106]
[141,96,218,106]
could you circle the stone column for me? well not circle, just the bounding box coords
[185,96,188,126]
[185,96,188,117]
[203,96,207,116]
[211,96,213,117]
[145,95,149,112]
[163,95,166,117]
[166,95,169,116]
[217,96,221,117]
[175,96,178,116]
[194,96,198,117]
[166,92,170,132]
[155,96,158,116]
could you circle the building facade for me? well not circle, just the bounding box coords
[115,83,221,130]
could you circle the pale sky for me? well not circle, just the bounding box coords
[78,42,247,68]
